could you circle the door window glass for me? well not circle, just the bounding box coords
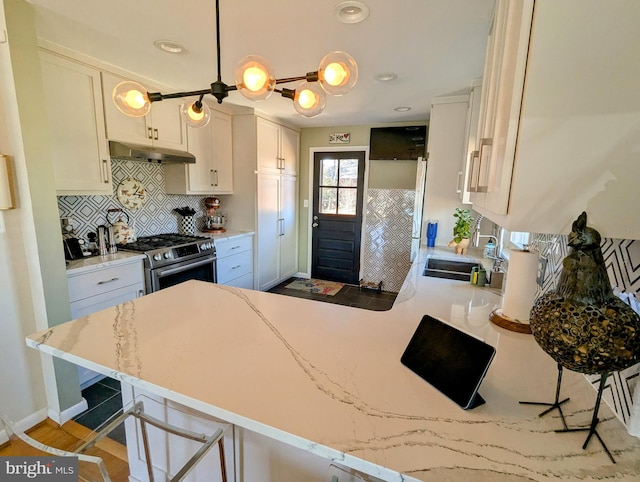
[318,157,359,215]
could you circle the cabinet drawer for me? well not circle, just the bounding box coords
[67,262,144,302]
[217,250,253,284]
[215,235,253,258]
[223,272,254,290]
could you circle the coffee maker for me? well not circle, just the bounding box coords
[202,197,226,232]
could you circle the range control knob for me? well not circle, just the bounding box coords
[153,254,162,261]
[163,252,172,259]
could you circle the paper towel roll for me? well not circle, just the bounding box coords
[502,249,539,322]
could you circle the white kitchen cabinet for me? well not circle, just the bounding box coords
[101,71,187,151]
[472,0,640,239]
[459,80,482,204]
[164,109,233,194]
[228,114,300,291]
[67,258,145,388]
[215,234,254,289]
[256,116,299,175]
[469,0,533,214]
[39,51,111,195]
[422,96,470,247]
[256,173,297,290]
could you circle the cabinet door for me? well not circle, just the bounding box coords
[101,71,151,145]
[472,0,534,214]
[184,123,216,193]
[257,173,281,290]
[211,111,233,193]
[256,117,281,173]
[40,52,111,195]
[280,126,299,176]
[279,175,298,280]
[150,99,187,150]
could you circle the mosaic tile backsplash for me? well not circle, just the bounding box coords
[361,189,415,293]
[57,159,208,241]
[529,233,640,429]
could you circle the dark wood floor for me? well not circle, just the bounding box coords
[268,278,397,311]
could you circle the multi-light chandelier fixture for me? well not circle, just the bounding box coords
[113,0,358,127]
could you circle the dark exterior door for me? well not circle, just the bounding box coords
[311,151,365,284]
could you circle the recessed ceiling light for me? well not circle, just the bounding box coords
[154,40,186,54]
[376,72,398,82]
[334,1,370,24]
[394,106,411,112]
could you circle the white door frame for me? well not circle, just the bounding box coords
[306,146,370,280]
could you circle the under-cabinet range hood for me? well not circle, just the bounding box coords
[109,141,195,164]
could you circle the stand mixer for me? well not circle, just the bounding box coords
[203,197,226,232]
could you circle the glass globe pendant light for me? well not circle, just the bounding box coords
[318,51,358,96]
[234,55,276,101]
[180,97,211,128]
[113,81,151,117]
[111,0,358,126]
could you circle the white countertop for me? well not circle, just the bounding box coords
[196,229,254,241]
[32,247,640,480]
[65,251,146,276]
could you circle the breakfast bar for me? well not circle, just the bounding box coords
[26,249,640,481]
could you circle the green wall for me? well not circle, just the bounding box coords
[298,121,427,273]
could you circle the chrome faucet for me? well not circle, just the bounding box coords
[472,215,502,267]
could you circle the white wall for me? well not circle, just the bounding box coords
[0,0,82,434]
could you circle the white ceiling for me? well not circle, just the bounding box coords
[28,0,494,128]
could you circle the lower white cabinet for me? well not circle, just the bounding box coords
[215,234,254,289]
[121,383,348,482]
[67,258,145,388]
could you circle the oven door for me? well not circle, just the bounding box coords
[147,255,217,293]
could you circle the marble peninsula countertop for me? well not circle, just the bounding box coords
[30,247,640,481]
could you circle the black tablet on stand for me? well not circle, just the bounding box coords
[401,315,496,410]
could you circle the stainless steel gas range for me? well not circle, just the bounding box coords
[121,234,216,294]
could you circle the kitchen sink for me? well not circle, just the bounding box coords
[422,257,479,281]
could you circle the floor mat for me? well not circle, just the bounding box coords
[284,278,344,296]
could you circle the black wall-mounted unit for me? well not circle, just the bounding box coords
[369,126,427,160]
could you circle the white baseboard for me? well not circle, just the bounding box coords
[48,398,88,425]
[0,407,48,445]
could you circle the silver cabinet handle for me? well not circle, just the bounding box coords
[468,150,480,192]
[231,265,241,270]
[97,277,119,285]
[477,138,492,193]
[214,169,219,186]
[456,171,463,194]
[210,169,214,186]
[147,127,153,139]
[231,245,241,250]
[102,159,110,184]
[153,128,159,140]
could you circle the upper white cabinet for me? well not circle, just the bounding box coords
[472,0,640,239]
[256,117,299,175]
[101,72,187,150]
[39,51,111,195]
[459,80,482,204]
[165,109,234,195]
[469,0,533,214]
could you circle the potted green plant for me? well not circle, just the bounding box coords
[449,207,473,254]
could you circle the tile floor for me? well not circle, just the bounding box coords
[268,278,397,311]
[73,377,126,445]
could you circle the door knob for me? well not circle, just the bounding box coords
[313,215,318,220]
[312,223,319,228]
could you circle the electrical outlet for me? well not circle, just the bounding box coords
[537,256,548,287]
